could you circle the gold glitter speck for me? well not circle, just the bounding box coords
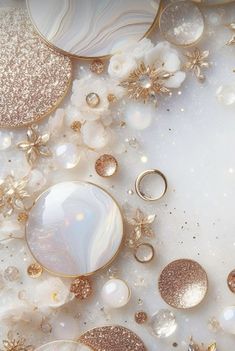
[27,263,43,278]
[0,8,71,128]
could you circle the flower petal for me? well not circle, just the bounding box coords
[164,71,186,88]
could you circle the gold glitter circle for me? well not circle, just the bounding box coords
[27,263,43,278]
[158,259,208,309]
[135,311,148,324]
[95,154,118,177]
[0,8,72,128]
[79,325,146,351]
[227,269,235,293]
[70,276,92,300]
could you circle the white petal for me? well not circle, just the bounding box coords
[125,103,154,130]
[47,108,65,138]
[163,52,181,72]
[81,121,109,149]
[165,71,186,88]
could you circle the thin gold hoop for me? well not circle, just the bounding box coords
[135,169,167,201]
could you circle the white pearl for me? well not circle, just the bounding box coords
[219,306,235,334]
[216,85,235,106]
[0,131,11,150]
[101,279,130,308]
[52,312,79,339]
[125,103,154,130]
[53,142,80,169]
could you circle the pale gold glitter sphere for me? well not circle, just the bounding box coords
[158,259,208,309]
[95,154,118,177]
[90,59,105,75]
[70,276,92,300]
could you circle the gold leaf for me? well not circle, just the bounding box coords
[207,343,216,351]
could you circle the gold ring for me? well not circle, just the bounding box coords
[135,169,167,201]
[134,243,155,263]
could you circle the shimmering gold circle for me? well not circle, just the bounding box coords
[135,169,167,201]
[134,243,155,263]
[0,8,71,128]
[158,259,208,309]
[95,154,118,177]
[79,325,146,351]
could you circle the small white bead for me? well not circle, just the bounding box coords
[53,143,80,169]
[101,278,131,308]
[219,306,235,334]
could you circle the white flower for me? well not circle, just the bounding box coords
[108,53,137,80]
[129,38,154,60]
[81,121,109,149]
[34,277,74,309]
[47,108,65,138]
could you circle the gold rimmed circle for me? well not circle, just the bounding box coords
[26,0,162,60]
[192,0,235,5]
[25,181,124,278]
[135,169,167,201]
[134,243,155,263]
[158,259,208,309]
[35,340,93,351]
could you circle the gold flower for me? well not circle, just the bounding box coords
[126,208,156,247]
[0,175,29,217]
[184,48,209,82]
[188,338,216,351]
[18,125,52,167]
[120,62,172,103]
[227,23,235,45]
[1,337,33,351]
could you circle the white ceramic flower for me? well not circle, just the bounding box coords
[81,121,110,149]
[108,53,137,80]
[129,38,154,60]
[34,277,74,309]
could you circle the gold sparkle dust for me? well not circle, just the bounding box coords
[227,23,235,45]
[95,154,118,177]
[135,311,148,324]
[0,8,71,128]
[71,121,82,133]
[70,276,92,300]
[120,62,172,103]
[158,259,208,309]
[184,48,209,82]
[27,263,43,278]
[18,125,52,167]
[79,326,146,351]
[17,212,28,223]
[90,59,105,74]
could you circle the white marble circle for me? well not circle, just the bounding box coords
[26,181,123,277]
[26,0,160,58]
[36,340,92,351]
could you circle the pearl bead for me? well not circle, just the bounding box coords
[219,306,235,334]
[52,312,79,339]
[101,278,131,308]
[0,131,11,150]
[53,142,80,169]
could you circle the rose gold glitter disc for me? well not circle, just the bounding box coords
[0,8,71,128]
[158,259,208,309]
[227,270,235,293]
[95,154,118,177]
[79,325,146,351]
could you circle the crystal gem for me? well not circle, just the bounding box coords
[150,309,177,338]
[86,92,100,108]
[139,74,152,89]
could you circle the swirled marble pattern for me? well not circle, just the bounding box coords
[36,341,92,351]
[26,182,123,277]
[27,0,160,57]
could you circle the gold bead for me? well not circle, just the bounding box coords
[27,263,43,278]
[86,92,100,108]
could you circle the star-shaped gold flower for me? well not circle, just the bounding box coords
[18,125,52,167]
[184,48,209,82]
[1,337,33,351]
[126,208,156,247]
[0,175,29,217]
[120,62,172,104]
[227,23,235,45]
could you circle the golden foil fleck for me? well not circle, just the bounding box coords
[227,269,235,293]
[70,276,92,300]
[158,259,208,309]
[79,326,146,351]
[27,263,43,278]
[71,121,82,133]
[17,212,28,223]
[0,8,71,128]
[95,154,118,177]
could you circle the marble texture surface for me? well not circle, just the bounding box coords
[26,182,123,276]
[36,341,92,351]
[27,0,160,57]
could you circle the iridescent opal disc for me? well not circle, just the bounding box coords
[36,341,92,351]
[26,0,160,58]
[26,182,123,277]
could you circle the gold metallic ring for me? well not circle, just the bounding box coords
[135,169,167,201]
[134,243,155,263]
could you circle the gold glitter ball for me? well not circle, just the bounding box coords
[17,212,28,223]
[0,8,71,128]
[158,259,208,309]
[135,311,148,324]
[227,269,235,293]
[90,59,105,74]
[27,263,43,278]
[107,94,117,103]
[86,92,100,108]
[71,121,82,132]
[70,276,92,300]
[95,154,118,177]
[79,325,147,351]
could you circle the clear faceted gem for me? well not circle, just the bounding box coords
[86,92,100,108]
[150,309,177,338]
[139,74,152,89]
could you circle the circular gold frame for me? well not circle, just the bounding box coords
[35,340,92,351]
[134,242,155,263]
[26,0,163,60]
[135,169,167,201]
[25,181,124,278]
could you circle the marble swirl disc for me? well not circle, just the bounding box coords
[36,340,92,351]
[26,181,123,277]
[0,8,72,128]
[26,0,161,58]
[193,0,235,4]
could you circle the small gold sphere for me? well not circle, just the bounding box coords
[86,92,100,108]
[27,263,43,278]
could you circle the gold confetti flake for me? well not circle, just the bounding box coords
[0,8,71,128]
